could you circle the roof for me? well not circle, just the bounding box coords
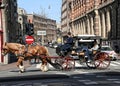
[74,35,101,40]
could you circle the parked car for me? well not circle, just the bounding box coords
[52,43,58,48]
[48,42,53,48]
[100,45,117,61]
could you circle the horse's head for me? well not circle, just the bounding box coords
[2,42,9,56]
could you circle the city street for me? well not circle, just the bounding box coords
[0,0,120,86]
[0,47,120,86]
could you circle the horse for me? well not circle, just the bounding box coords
[1,42,51,73]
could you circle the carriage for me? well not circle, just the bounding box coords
[56,35,111,69]
[2,34,111,73]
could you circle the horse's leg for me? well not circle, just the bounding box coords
[28,57,33,65]
[34,58,37,63]
[35,57,39,63]
[16,57,25,73]
[40,57,48,72]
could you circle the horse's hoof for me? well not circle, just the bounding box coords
[19,70,24,73]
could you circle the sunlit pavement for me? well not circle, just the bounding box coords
[0,61,31,71]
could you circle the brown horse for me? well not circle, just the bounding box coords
[1,42,50,73]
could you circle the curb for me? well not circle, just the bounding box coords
[0,74,69,82]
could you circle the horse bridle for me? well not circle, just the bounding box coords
[1,48,9,56]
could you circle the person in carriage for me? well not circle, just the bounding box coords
[60,32,74,56]
[82,39,99,62]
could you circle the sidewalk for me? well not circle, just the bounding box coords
[0,61,31,71]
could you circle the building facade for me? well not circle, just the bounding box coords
[17,8,27,38]
[61,0,71,35]
[27,13,57,44]
[0,0,18,64]
[61,0,120,49]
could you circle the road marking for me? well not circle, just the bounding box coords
[74,70,89,74]
[96,75,107,77]
[114,81,120,83]
[84,81,98,85]
[107,79,120,81]
[73,76,83,79]
[78,79,91,82]
[110,63,118,66]
[112,61,120,65]
[55,72,66,74]
[78,79,98,85]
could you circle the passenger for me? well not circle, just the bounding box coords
[83,39,99,62]
[89,40,99,51]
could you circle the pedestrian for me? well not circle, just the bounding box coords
[114,45,120,54]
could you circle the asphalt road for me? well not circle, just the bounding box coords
[0,47,120,86]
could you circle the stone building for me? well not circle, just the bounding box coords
[27,13,57,44]
[61,0,120,49]
[61,0,71,35]
[2,0,18,42]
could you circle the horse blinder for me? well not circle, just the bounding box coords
[1,48,9,56]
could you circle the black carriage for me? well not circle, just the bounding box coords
[56,35,111,69]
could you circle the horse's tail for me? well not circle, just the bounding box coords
[45,46,50,56]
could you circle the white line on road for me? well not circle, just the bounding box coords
[110,63,118,66]
[74,70,89,74]
[112,61,120,65]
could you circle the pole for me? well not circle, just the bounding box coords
[0,0,3,63]
[42,35,44,45]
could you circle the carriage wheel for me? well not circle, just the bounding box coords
[94,52,110,69]
[62,56,75,71]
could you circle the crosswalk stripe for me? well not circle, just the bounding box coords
[110,63,118,66]
[75,61,83,67]
[112,61,120,65]
[74,70,89,74]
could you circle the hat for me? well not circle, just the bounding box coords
[68,32,71,35]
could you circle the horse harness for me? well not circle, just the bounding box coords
[16,44,44,59]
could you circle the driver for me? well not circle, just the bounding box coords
[61,32,74,55]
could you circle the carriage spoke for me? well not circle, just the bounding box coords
[62,56,75,71]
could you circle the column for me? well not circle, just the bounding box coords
[99,14,102,36]
[90,16,94,34]
[94,10,99,36]
[101,12,106,38]
[106,10,111,37]
[87,17,90,34]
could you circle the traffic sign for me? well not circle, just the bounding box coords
[37,30,46,35]
[25,35,34,44]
